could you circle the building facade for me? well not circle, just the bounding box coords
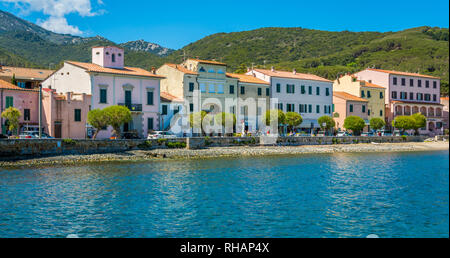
[441,97,449,130]
[333,74,386,125]
[0,66,54,89]
[247,68,333,133]
[0,80,39,135]
[42,46,164,139]
[354,68,443,135]
[333,91,369,132]
[160,92,184,134]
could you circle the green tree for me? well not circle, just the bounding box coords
[318,115,335,132]
[87,109,109,139]
[263,109,286,127]
[1,107,21,135]
[189,111,207,135]
[103,105,132,139]
[410,113,427,135]
[10,74,17,86]
[343,116,366,135]
[285,112,302,132]
[234,63,248,74]
[369,117,386,131]
[214,112,236,135]
[392,115,415,133]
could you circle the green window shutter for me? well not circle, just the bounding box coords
[99,89,107,103]
[74,109,81,122]
[308,86,312,95]
[350,104,353,112]
[5,96,13,108]
[148,118,154,130]
[332,104,335,112]
[316,87,320,96]
[147,91,154,105]
[301,85,305,94]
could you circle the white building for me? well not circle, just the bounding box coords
[247,68,333,132]
[42,46,165,139]
[160,92,185,136]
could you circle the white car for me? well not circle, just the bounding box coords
[147,131,177,139]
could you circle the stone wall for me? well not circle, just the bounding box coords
[0,136,427,159]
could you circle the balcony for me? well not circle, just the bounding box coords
[118,103,142,112]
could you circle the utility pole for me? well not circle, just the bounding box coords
[38,84,42,139]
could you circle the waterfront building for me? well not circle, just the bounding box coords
[441,97,449,130]
[226,73,270,133]
[333,74,386,126]
[41,89,92,139]
[354,68,443,135]
[333,91,369,132]
[42,46,164,139]
[160,92,184,134]
[0,65,53,89]
[0,79,39,134]
[247,67,333,133]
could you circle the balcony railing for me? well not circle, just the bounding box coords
[118,103,142,112]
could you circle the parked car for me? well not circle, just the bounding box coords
[147,131,177,139]
[316,131,326,137]
[121,131,140,139]
[361,132,375,137]
[19,131,53,139]
[379,130,392,136]
[393,130,409,136]
[336,131,350,137]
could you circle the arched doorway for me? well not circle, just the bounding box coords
[428,107,434,117]
[428,122,435,131]
[412,106,419,114]
[420,107,427,116]
[436,108,442,117]
[395,105,403,116]
[404,106,411,115]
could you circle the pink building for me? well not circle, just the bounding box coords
[333,91,369,132]
[354,68,443,135]
[42,88,92,139]
[441,97,449,130]
[42,46,164,139]
[0,79,39,135]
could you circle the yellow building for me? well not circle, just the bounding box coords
[333,74,386,122]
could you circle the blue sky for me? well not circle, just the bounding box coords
[1,0,449,49]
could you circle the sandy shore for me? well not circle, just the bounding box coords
[0,141,448,168]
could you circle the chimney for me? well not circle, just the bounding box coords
[293,68,297,75]
[271,66,275,72]
[151,67,156,74]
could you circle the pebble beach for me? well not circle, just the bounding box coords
[1,141,448,168]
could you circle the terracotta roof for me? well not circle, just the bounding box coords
[391,100,443,106]
[366,68,440,79]
[226,73,269,85]
[333,91,368,102]
[0,66,54,80]
[253,68,332,82]
[160,92,183,102]
[0,79,38,91]
[66,61,164,78]
[187,58,226,65]
[165,63,198,75]
[440,97,449,100]
[362,81,386,89]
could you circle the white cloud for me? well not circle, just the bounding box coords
[1,0,105,35]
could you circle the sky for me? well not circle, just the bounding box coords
[0,0,449,50]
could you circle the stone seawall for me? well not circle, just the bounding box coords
[0,136,428,158]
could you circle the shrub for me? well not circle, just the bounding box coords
[318,116,336,132]
[369,117,386,131]
[157,138,168,145]
[103,105,132,139]
[63,139,76,145]
[87,109,108,139]
[167,142,186,148]
[392,116,415,132]
[1,107,21,135]
[343,116,365,136]
[138,140,153,149]
[285,112,303,132]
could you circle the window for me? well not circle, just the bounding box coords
[323,105,327,114]
[217,84,224,94]
[380,92,383,99]
[229,85,234,94]
[240,86,245,95]
[424,94,431,101]
[316,105,320,113]
[400,92,407,100]
[401,78,405,86]
[112,54,116,63]
[308,104,312,113]
[162,105,168,115]
[147,91,154,105]
[189,82,194,92]
[147,118,154,130]
[361,90,365,97]
[208,84,215,93]
[308,86,312,95]
[276,83,281,93]
[100,88,107,104]
[24,109,30,121]
[433,81,437,89]
[200,83,206,93]
[325,88,330,96]
[258,88,262,96]
[208,68,215,73]
[74,109,81,122]
[174,106,180,115]
[380,110,383,116]
[362,105,366,113]
[301,85,306,94]
[266,88,270,96]
[368,109,370,115]
[286,84,295,94]
[316,87,320,96]
[217,69,224,74]
[287,104,294,112]
[410,92,414,100]
[367,91,371,98]
[418,80,422,87]
[299,104,304,113]
[278,103,283,111]
[349,104,354,112]
[410,79,414,87]
[391,91,397,99]
[393,77,397,85]
[425,80,430,88]
[199,67,206,72]
[416,93,423,101]
[433,94,437,102]
[5,96,13,108]
[189,103,194,112]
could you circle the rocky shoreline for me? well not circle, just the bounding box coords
[0,141,448,168]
